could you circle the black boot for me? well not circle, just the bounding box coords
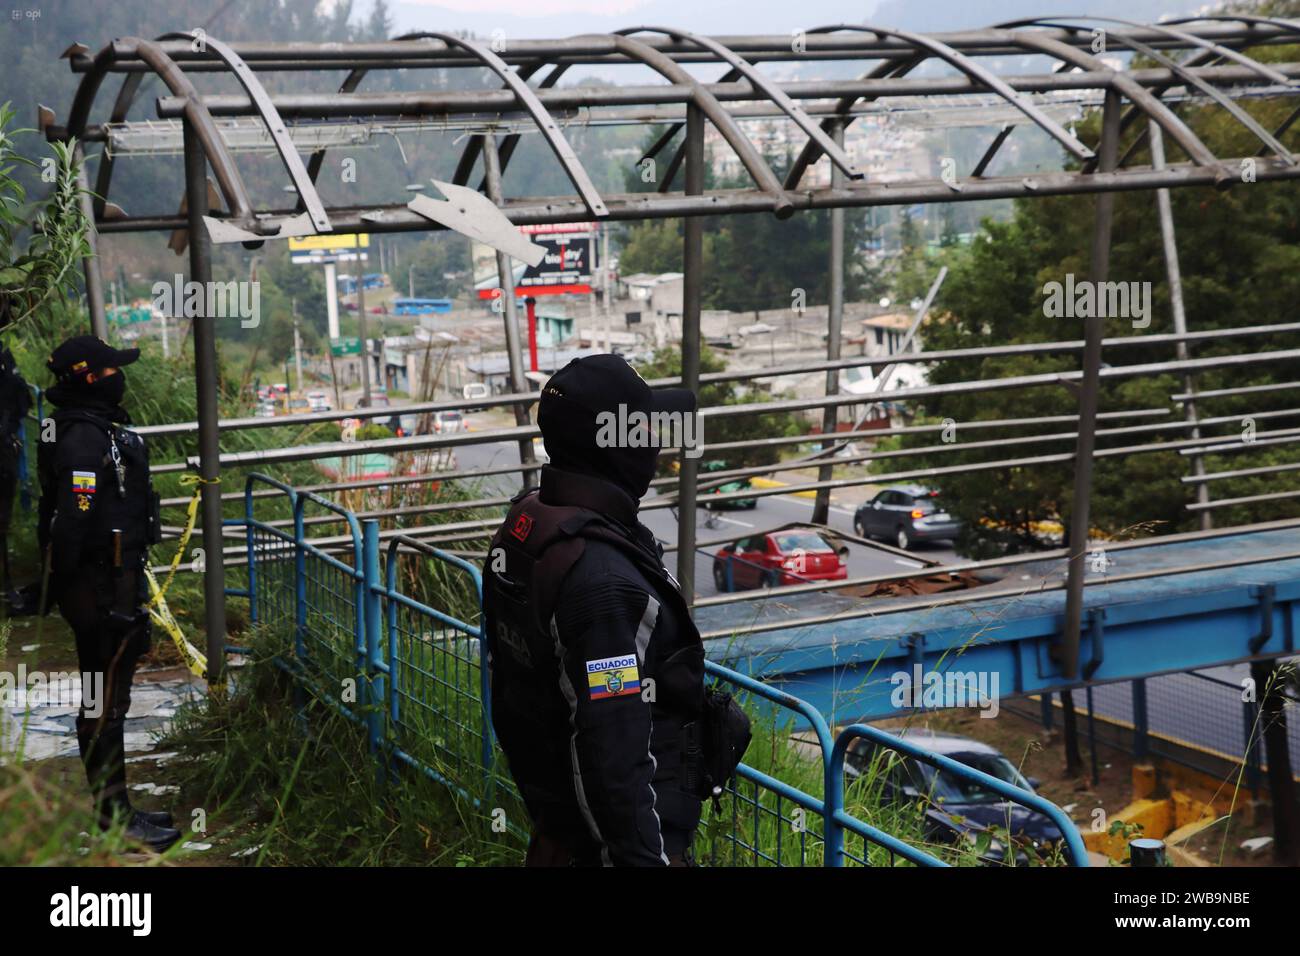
[123,811,183,852]
[76,715,130,829]
[135,808,176,828]
[76,717,181,850]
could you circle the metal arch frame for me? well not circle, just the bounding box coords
[1112,47,1223,168]
[616,25,862,180]
[1118,16,1300,164]
[778,25,1218,189]
[455,59,573,194]
[92,71,144,219]
[157,31,332,235]
[563,32,795,218]
[998,28,1227,178]
[49,19,1300,694]
[91,36,333,230]
[778,21,1109,192]
[1002,18,1299,165]
[65,36,257,224]
[303,35,579,210]
[1001,13,1294,87]
[379,32,608,219]
[1164,13,1300,45]
[783,53,927,190]
[802,24,1095,162]
[300,57,412,211]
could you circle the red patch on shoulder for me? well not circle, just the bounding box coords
[510,513,534,542]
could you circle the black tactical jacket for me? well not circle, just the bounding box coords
[37,397,157,577]
[484,465,706,865]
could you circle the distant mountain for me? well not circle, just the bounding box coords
[388,0,1214,38]
[870,0,1212,32]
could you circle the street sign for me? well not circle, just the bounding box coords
[108,305,153,324]
[330,336,362,356]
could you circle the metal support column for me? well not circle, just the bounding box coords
[481,134,537,490]
[1149,121,1211,529]
[1133,677,1149,759]
[357,263,372,408]
[1060,89,1120,681]
[74,143,108,339]
[1086,683,1100,786]
[676,104,705,606]
[182,117,227,689]
[813,121,846,527]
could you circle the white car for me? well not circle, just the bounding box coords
[306,390,331,411]
[433,410,463,434]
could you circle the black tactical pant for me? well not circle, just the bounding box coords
[57,563,151,827]
[0,441,17,591]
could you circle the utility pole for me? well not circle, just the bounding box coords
[813,120,846,526]
[292,297,304,393]
[603,226,613,350]
[357,261,372,407]
[408,264,414,299]
[1150,121,1210,530]
[676,104,704,606]
[482,133,538,489]
[324,261,340,340]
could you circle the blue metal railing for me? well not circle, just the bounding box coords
[235,472,1087,866]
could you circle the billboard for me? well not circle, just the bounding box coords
[474,222,597,299]
[290,233,370,264]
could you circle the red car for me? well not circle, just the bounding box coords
[712,530,847,592]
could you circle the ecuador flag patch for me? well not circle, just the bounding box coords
[586,654,641,701]
[71,471,97,494]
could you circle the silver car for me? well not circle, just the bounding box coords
[854,485,962,550]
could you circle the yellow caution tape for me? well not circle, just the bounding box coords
[144,474,219,685]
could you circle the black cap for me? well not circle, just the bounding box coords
[47,335,140,383]
[538,354,697,499]
[539,353,695,426]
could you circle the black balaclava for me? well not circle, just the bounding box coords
[541,403,660,502]
[46,369,128,419]
[536,354,696,505]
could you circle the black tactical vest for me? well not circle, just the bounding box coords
[484,487,699,678]
[38,406,160,563]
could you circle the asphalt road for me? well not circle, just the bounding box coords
[451,429,960,599]
[339,412,1300,769]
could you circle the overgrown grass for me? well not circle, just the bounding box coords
[160,623,525,866]
[0,756,183,867]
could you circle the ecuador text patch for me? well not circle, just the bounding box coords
[586,654,641,701]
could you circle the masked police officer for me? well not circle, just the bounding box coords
[37,335,180,851]
[483,353,710,866]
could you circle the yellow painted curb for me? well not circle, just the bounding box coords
[750,475,819,499]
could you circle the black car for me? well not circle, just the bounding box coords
[854,484,962,550]
[844,729,1062,864]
